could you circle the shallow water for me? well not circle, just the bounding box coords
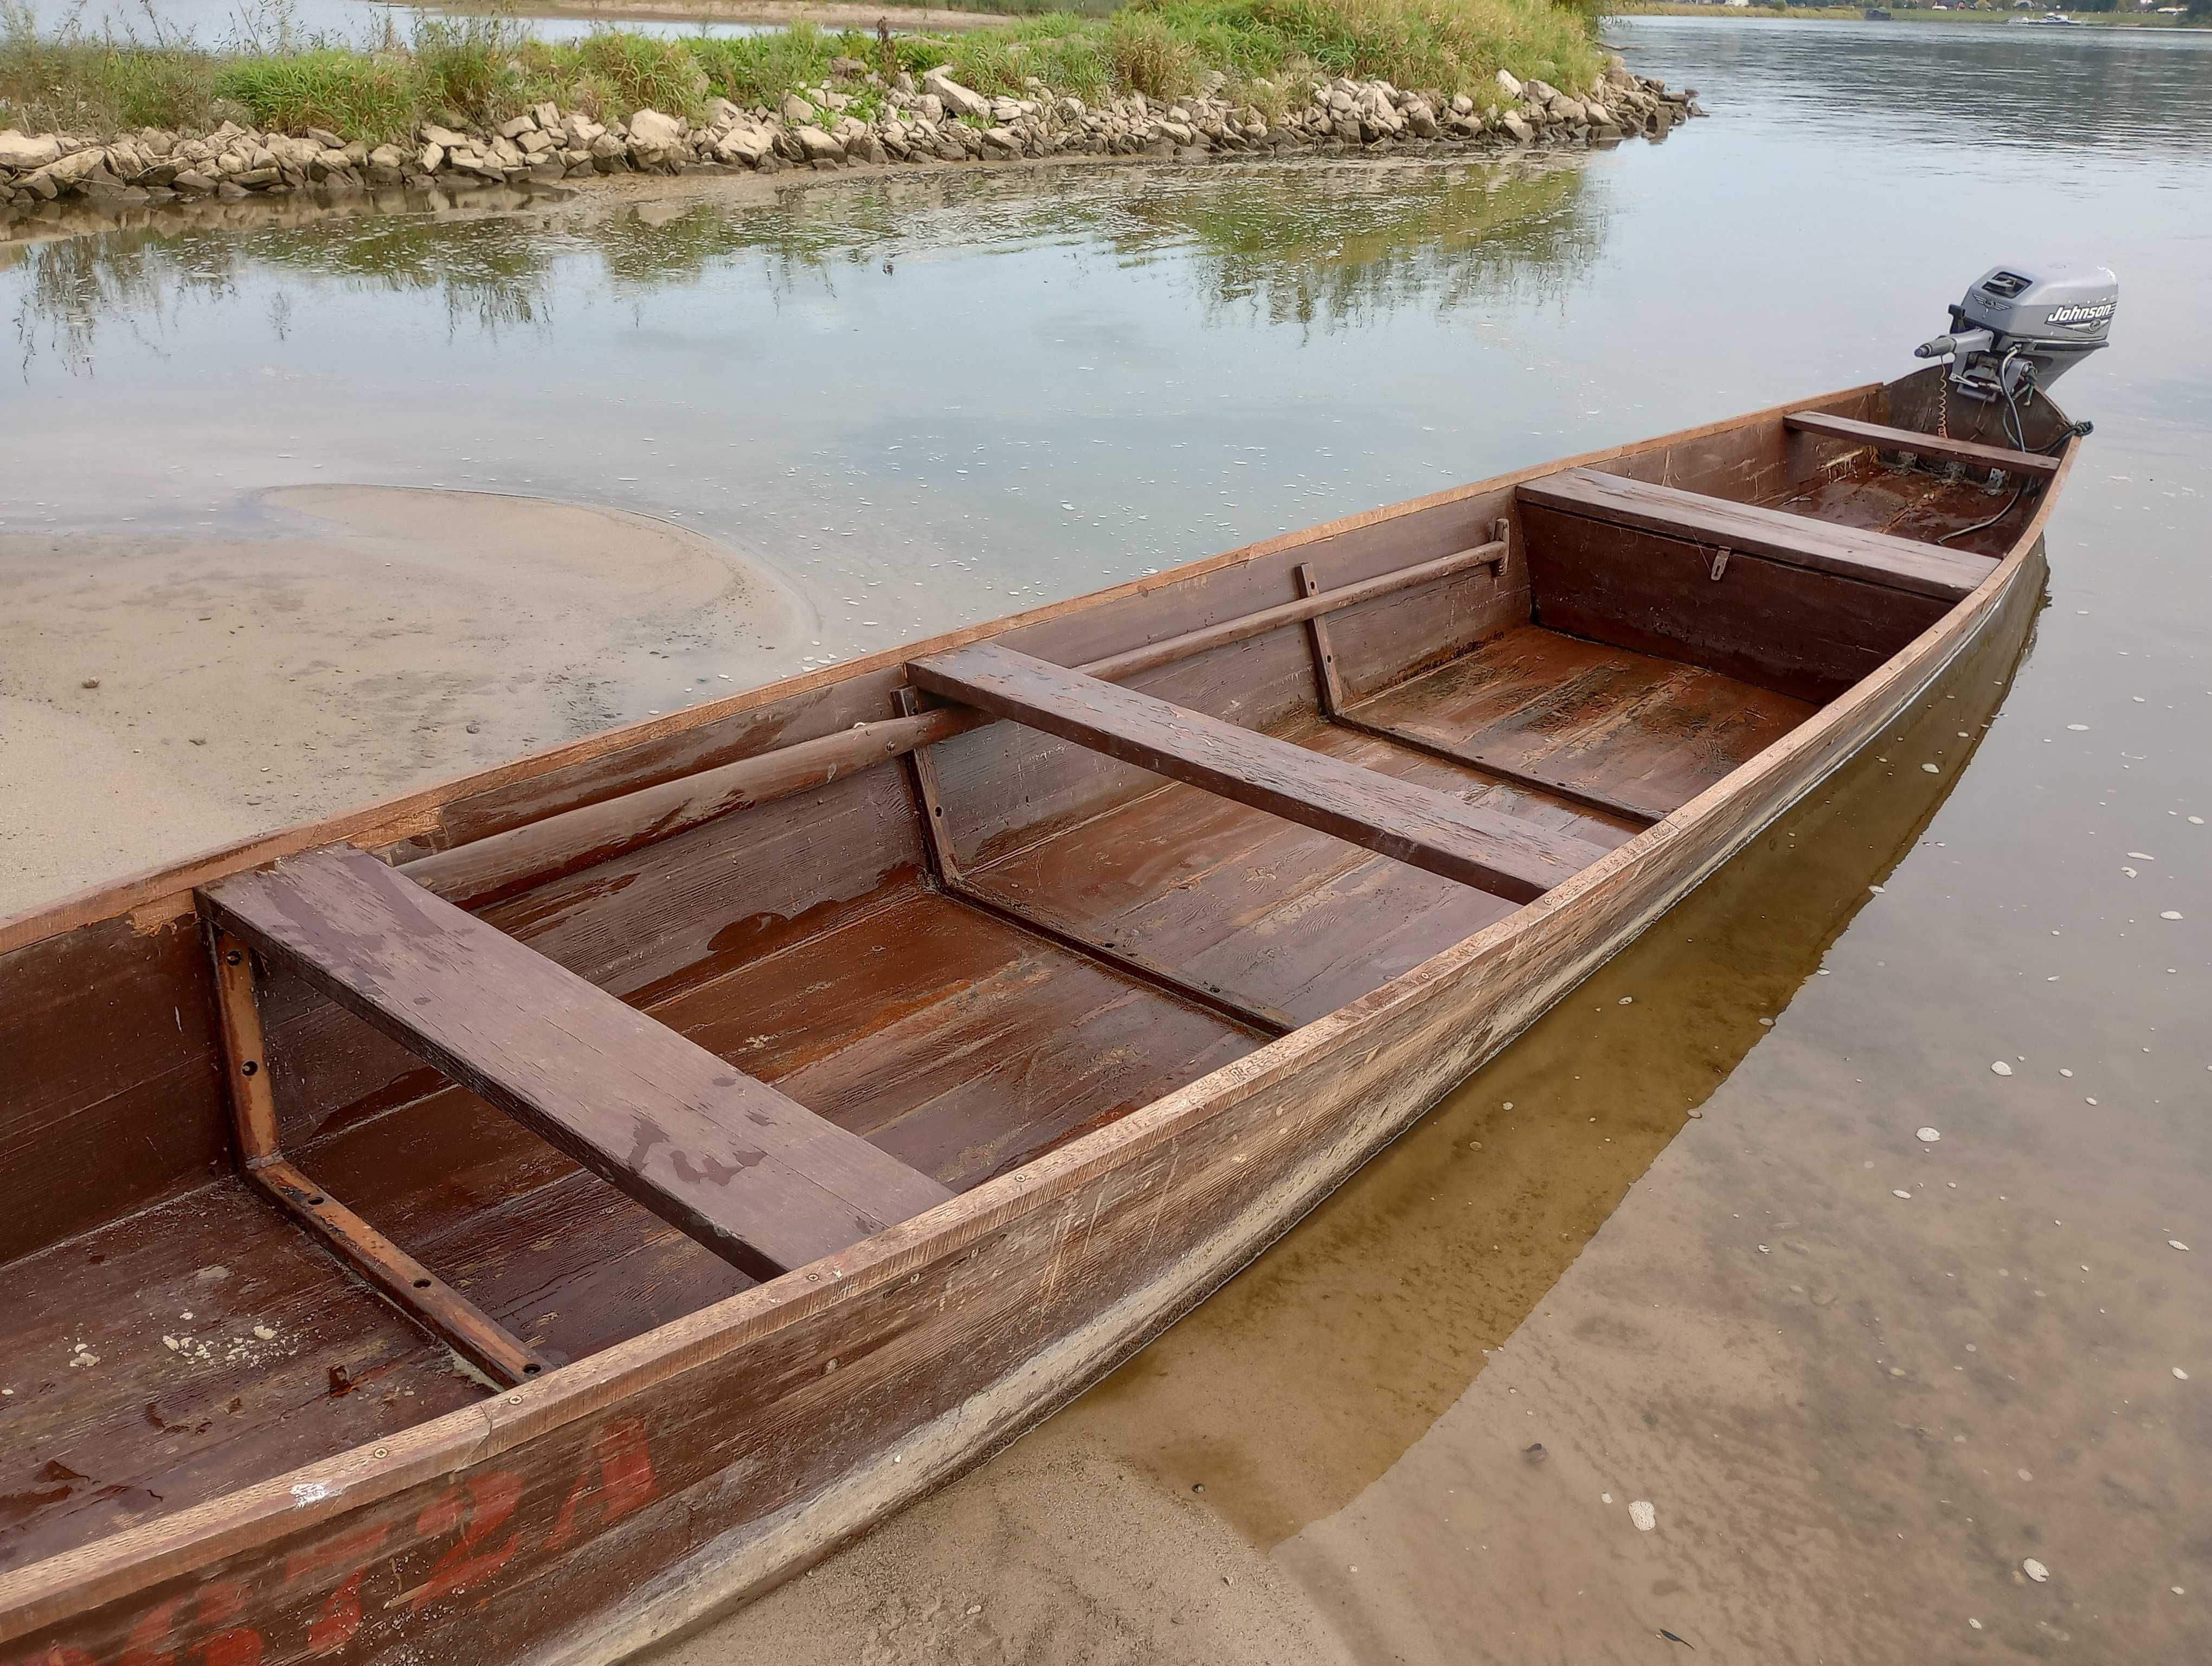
[4,14,2211,1661]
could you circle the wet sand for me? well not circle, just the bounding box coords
[0,488,804,914]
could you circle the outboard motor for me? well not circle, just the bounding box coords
[1914,260,2116,405]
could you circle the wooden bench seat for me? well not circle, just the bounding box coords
[1784,409,2061,480]
[202,846,954,1281]
[1516,467,1997,602]
[909,642,1609,905]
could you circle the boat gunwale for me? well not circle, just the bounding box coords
[0,380,2074,1640]
[0,378,1889,963]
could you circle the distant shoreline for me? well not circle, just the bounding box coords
[1615,3,2207,26]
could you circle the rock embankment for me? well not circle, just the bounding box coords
[0,57,1701,215]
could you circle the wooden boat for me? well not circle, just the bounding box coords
[0,365,2075,1664]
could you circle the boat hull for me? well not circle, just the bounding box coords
[0,373,2069,1664]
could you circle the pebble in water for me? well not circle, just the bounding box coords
[1921,762,1940,773]
[2161,911,2184,921]
[2023,1558,2052,1584]
[2172,1240,2191,1252]
[1917,1127,1941,1143]
[1629,1500,1657,1532]
[1991,1061,2014,1077]
[1893,1189,1914,1200]
[2177,1368,2191,1381]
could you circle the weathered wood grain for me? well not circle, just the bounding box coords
[247,1158,551,1388]
[202,847,954,1281]
[1519,468,1997,600]
[1784,409,2060,479]
[911,643,1607,905]
[1521,505,1953,704]
[1348,626,1815,822]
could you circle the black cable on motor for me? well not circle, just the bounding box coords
[1936,349,2033,547]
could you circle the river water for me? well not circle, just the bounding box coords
[4,15,2209,1662]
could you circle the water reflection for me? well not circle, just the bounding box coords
[7,156,1607,371]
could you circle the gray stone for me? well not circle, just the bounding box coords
[715,126,773,165]
[1499,111,1535,144]
[420,123,471,149]
[1496,69,1524,101]
[497,114,537,140]
[782,92,818,126]
[794,125,844,163]
[923,68,989,120]
[626,108,685,148]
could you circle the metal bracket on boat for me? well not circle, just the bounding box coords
[1709,546,1731,581]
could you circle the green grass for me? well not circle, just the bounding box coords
[1,0,1608,145]
[213,48,415,139]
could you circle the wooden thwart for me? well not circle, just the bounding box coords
[1518,468,1998,601]
[893,690,1295,1036]
[1784,409,2061,479]
[201,847,954,1284]
[910,643,1606,905]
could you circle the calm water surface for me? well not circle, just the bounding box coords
[5,16,2211,1662]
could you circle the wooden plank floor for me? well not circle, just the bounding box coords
[969,713,1643,1028]
[1347,626,1816,820]
[1767,457,2034,558]
[0,1181,487,1575]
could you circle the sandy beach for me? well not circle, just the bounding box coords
[0,486,804,915]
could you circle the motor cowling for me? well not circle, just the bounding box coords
[1915,260,2116,402]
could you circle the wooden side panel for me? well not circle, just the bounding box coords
[1521,504,1951,704]
[0,913,228,1266]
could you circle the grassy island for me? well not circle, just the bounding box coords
[2,0,1610,144]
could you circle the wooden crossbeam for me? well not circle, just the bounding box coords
[1784,409,2060,479]
[202,847,954,1284]
[909,643,1606,905]
[1517,468,1997,601]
